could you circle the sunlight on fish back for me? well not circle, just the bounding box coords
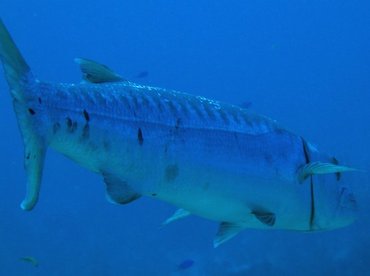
[0,19,358,247]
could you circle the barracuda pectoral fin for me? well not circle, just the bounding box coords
[298,162,357,183]
[103,173,141,204]
[213,222,244,248]
[74,58,126,83]
[162,208,191,226]
[251,210,276,226]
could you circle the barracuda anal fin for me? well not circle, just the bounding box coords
[298,162,357,183]
[162,208,191,226]
[213,222,243,248]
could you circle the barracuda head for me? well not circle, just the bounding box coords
[311,170,357,231]
[303,143,358,231]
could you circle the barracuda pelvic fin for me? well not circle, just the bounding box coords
[103,173,141,204]
[214,222,243,248]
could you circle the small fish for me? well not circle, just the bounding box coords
[19,256,39,267]
[134,71,149,79]
[177,259,194,271]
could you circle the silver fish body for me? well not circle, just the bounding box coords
[0,20,357,246]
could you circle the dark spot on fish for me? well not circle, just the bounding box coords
[53,122,61,134]
[332,157,341,181]
[38,97,42,104]
[137,128,143,145]
[28,108,35,115]
[175,118,181,130]
[66,117,72,129]
[151,193,157,197]
[165,164,179,182]
[82,124,90,140]
[83,109,90,122]
[26,153,30,160]
[66,117,77,133]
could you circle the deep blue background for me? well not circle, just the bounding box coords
[0,0,369,275]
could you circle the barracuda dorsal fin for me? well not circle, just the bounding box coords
[213,222,243,248]
[74,58,125,83]
[298,162,357,182]
[102,173,141,204]
[162,208,191,225]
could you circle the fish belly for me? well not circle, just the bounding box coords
[48,110,311,230]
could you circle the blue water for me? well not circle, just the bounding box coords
[0,1,369,275]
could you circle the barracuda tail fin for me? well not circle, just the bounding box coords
[0,19,46,211]
[0,19,31,100]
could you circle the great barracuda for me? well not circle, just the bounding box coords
[0,19,358,247]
